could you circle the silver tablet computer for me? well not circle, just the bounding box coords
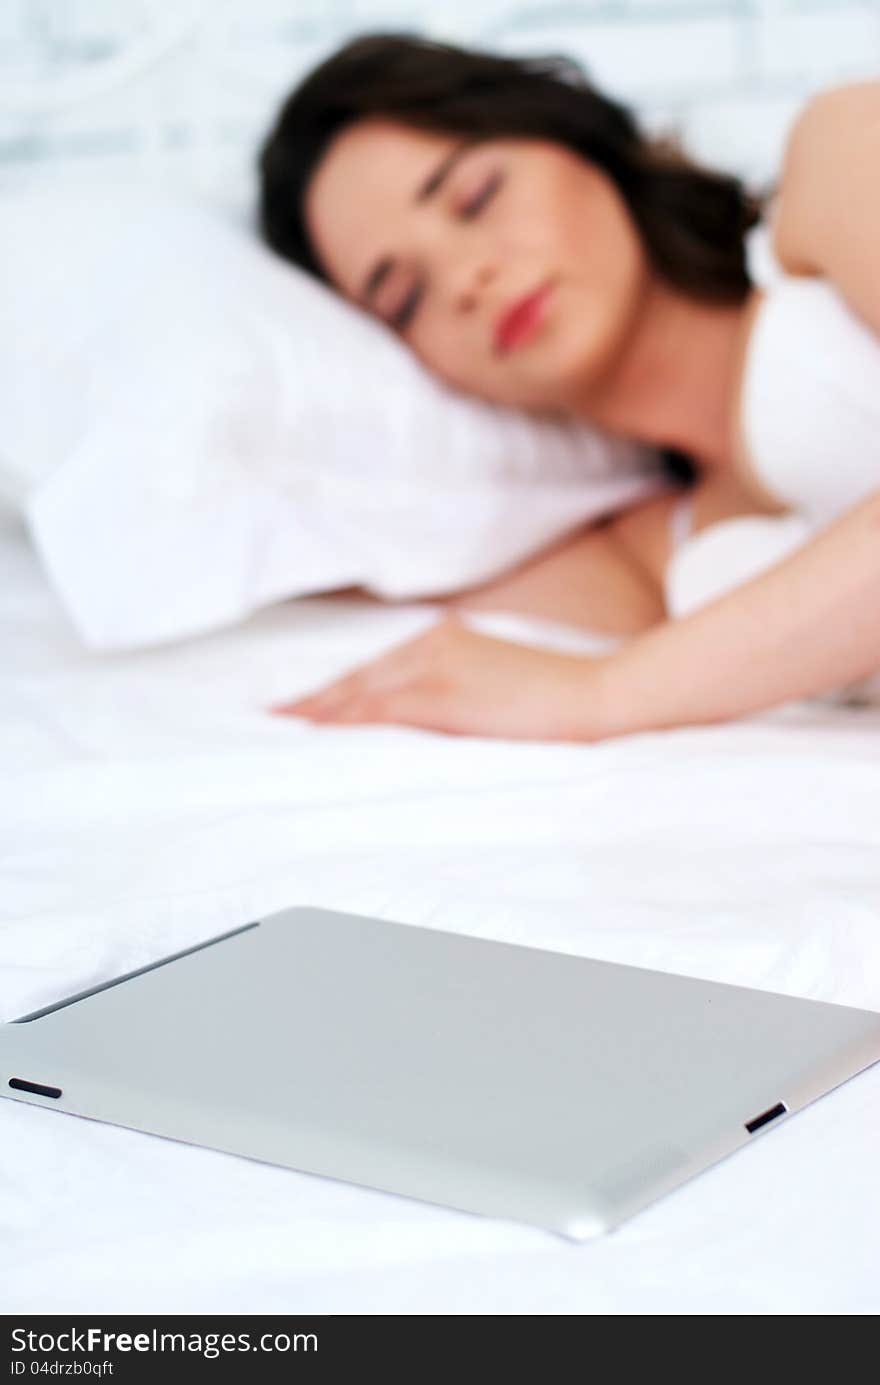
[2,905,879,1239]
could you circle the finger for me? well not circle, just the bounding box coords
[271,649,419,715]
[270,669,365,715]
[301,683,427,728]
[361,681,460,735]
[272,696,364,724]
[269,616,460,716]
[270,698,321,716]
[286,679,463,735]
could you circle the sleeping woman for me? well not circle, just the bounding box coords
[258,34,880,741]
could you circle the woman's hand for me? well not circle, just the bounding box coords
[269,614,605,741]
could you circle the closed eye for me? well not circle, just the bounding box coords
[391,279,423,331]
[390,168,503,331]
[459,169,503,220]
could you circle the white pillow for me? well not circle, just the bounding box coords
[0,184,669,650]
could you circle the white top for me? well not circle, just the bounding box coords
[669,221,880,546]
[740,247,880,523]
[664,223,880,703]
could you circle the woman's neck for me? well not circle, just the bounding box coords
[572,279,763,475]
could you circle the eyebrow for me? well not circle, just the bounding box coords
[360,139,476,306]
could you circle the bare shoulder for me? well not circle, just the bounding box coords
[780,79,880,175]
[773,79,880,273]
[790,79,880,130]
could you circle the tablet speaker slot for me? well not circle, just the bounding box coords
[9,1078,62,1099]
[745,1101,787,1134]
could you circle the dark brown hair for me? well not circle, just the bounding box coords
[258,31,766,304]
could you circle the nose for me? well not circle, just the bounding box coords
[453,262,497,313]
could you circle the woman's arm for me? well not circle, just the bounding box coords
[591,490,880,739]
[270,485,880,742]
[273,492,880,743]
[772,80,880,336]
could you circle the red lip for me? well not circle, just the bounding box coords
[493,280,554,355]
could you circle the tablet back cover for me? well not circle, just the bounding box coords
[3,905,879,1238]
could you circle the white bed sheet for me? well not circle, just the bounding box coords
[1,509,878,1316]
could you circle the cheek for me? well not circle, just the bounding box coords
[590,191,645,286]
[557,199,648,363]
[411,321,488,390]
[413,329,523,407]
[543,161,644,279]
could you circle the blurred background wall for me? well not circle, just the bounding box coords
[1,1,878,208]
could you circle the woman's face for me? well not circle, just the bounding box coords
[303,117,652,414]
